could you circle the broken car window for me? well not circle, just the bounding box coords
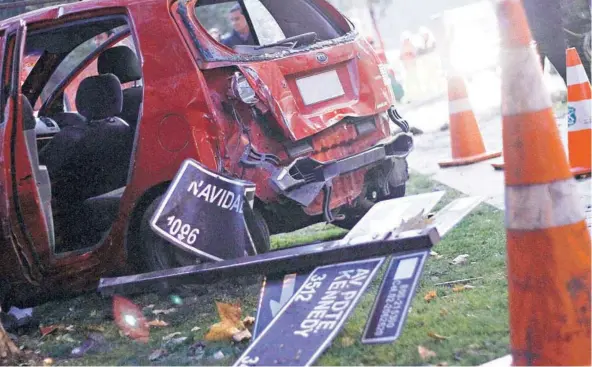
[193,0,346,57]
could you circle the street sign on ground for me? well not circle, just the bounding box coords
[234,258,385,367]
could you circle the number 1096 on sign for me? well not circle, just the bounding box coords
[166,216,200,245]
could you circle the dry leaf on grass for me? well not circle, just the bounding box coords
[205,302,250,342]
[242,316,255,327]
[453,285,475,293]
[440,308,448,316]
[341,336,355,347]
[418,345,437,361]
[148,320,169,327]
[451,254,469,265]
[428,331,448,340]
[430,251,443,259]
[424,291,437,302]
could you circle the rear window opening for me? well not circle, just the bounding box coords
[194,0,351,56]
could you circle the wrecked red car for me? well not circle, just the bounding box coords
[0,0,413,307]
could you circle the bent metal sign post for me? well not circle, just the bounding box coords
[150,159,256,261]
[234,258,384,367]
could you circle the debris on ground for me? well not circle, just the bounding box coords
[147,320,169,327]
[149,348,167,361]
[418,345,437,361]
[152,308,177,316]
[112,295,149,343]
[204,302,250,342]
[453,285,476,293]
[428,331,449,340]
[212,350,225,360]
[162,332,182,341]
[451,254,469,265]
[424,291,437,302]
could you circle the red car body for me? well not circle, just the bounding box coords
[0,0,412,307]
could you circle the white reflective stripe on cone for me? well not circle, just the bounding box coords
[480,354,513,367]
[501,46,552,116]
[505,179,585,230]
[448,98,472,114]
[567,65,590,85]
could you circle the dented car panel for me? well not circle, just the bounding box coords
[0,0,413,307]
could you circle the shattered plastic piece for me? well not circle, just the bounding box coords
[232,329,252,343]
[451,254,469,265]
[152,308,177,315]
[213,350,225,360]
[149,348,167,361]
[162,332,182,341]
[112,295,149,343]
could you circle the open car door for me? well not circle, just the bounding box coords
[4,20,54,283]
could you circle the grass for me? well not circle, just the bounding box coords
[13,170,509,366]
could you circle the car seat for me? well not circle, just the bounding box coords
[97,46,143,130]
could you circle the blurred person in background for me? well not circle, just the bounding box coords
[416,26,440,98]
[400,31,420,102]
[221,3,255,48]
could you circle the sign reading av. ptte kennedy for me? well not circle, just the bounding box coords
[150,159,256,262]
[234,258,385,367]
[253,273,310,339]
[362,251,429,344]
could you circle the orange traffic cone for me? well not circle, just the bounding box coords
[495,1,591,365]
[567,48,592,177]
[438,74,501,167]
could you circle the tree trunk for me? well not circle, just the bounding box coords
[0,307,19,360]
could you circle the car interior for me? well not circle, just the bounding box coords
[195,0,351,57]
[16,17,143,254]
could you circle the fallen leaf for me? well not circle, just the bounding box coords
[162,332,182,341]
[149,349,167,361]
[440,308,449,316]
[152,308,177,315]
[166,337,188,346]
[424,290,437,302]
[205,302,248,342]
[453,285,476,293]
[430,251,443,259]
[418,345,437,361]
[191,326,201,332]
[428,331,449,340]
[451,254,469,265]
[56,334,76,343]
[84,325,105,332]
[43,358,54,366]
[437,362,449,366]
[232,329,252,342]
[39,325,60,337]
[341,336,355,347]
[242,316,255,327]
[148,320,169,327]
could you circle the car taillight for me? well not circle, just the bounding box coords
[229,72,259,106]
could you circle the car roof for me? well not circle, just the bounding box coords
[0,0,161,30]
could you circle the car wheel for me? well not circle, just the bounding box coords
[334,183,407,230]
[243,205,271,254]
[139,195,202,273]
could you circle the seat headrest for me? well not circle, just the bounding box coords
[76,74,123,121]
[97,46,142,84]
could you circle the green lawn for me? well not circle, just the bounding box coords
[16,171,509,366]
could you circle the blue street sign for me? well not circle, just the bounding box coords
[235,258,385,367]
[361,251,429,344]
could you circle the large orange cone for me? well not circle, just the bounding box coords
[567,48,592,177]
[438,75,501,167]
[495,1,591,365]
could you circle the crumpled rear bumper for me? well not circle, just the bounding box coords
[271,131,414,208]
